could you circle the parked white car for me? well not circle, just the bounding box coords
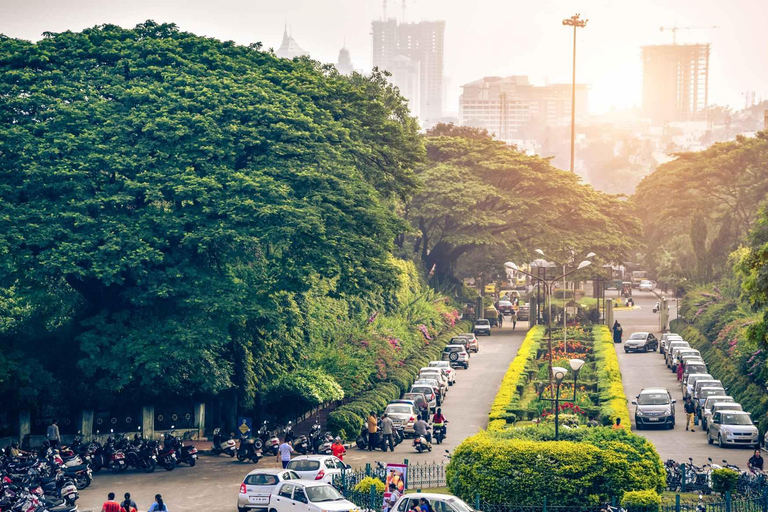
[428,361,456,385]
[660,333,682,355]
[639,280,654,292]
[285,455,351,484]
[419,369,449,396]
[441,345,470,369]
[268,480,359,512]
[238,469,301,512]
[473,319,491,336]
[684,373,713,398]
[385,401,419,435]
[702,400,740,430]
[393,493,475,512]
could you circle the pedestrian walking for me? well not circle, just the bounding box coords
[612,321,623,344]
[497,312,503,328]
[101,493,122,512]
[367,412,378,451]
[47,419,61,449]
[510,309,518,330]
[147,494,168,512]
[121,493,137,512]
[380,413,395,452]
[331,437,346,460]
[276,438,294,468]
[677,360,684,381]
[684,397,696,432]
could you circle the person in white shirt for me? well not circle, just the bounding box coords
[276,439,294,468]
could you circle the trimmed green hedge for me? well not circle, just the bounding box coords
[593,325,631,428]
[621,490,661,512]
[327,321,470,438]
[446,429,664,506]
[672,321,768,435]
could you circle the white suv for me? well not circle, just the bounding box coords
[473,319,492,336]
[269,481,358,512]
[428,360,456,385]
[441,344,469,369]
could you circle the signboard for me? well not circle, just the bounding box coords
[237,417,253,437]
[565,300,579,316]
[385,463,407,492]
[484,284,496,294]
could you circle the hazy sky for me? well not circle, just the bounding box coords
[2,0,766,114]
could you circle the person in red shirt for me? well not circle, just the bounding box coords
[331,437,346,460]
[677,360,684,381]
[102,493,122,512]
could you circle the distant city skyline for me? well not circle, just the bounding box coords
[1,0,766,115]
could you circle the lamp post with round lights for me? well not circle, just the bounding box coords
[539,358,585,440]
[504,260,592,386]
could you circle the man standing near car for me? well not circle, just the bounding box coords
[276,439,294,468]
[380,413,395,452]
[684,397,696,432]
[367,412,378,451]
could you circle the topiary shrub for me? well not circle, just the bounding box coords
[621,490,661,512]
[711,468,739,495]
[354,476,386,493]
[446,431,662,506]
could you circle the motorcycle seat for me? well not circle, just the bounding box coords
[64,464,89,472]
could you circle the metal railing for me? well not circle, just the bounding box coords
[337,461,448,490]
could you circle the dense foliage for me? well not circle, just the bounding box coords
[633,132,768,285]
[0,22,427,414]
[447,428,665,506]
[403,124,640,287]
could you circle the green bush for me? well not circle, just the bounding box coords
[354,476,386,493]
[327,321,470,437]
[621,490,661,512]
[711,468,739,495]
[447,430,663,506]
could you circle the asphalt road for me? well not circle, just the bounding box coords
[615,290,754,468]
[78,323,526,511]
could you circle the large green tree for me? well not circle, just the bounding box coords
[403,125,640,286]
[0,22,422,409]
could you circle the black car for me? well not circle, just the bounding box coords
[623,332,659,353]
[632,388,675,429]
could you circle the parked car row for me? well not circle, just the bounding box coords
[630,332,760,449]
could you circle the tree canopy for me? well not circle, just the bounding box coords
[0,21,423,410]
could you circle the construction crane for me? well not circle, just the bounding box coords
[659,24,719,44]
[380,0,410,21]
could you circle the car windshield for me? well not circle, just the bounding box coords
[443,346,462,352]
[638,393,669,405]
[412,387,432,395]
[448,498,475,512]
[386,406,412,415]
[430,362,449,368]
[475,320,490,326]
[685,365,707,374]
[715,405,741,413]
[305,485,344,502]
[628,333,647,340]
[722,414,753,425]
[245,474,279,485]
[286,460,320,471]
[701,388,725,398]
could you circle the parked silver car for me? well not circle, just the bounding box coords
[702,400,740,430]
[684,373,713,398]
[672,349,701,372]
[660,333,682,355]
[385,402,419,435]
[707,411,759,448]
[665,341,690,367]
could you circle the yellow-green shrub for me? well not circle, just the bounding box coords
[487,326,544,430]
[354,476,386,493]
[593,325,631,428]
[448,431,637,506]
[621,490,661,512]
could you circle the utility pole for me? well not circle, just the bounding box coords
[562,14,587,173]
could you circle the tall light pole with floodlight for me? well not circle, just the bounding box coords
[562,14,587,173]
[504,260,591,385]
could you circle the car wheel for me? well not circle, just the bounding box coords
[708,433,714,444]
[643,346,648,353]
[464,363,469,369]
[702,419,707,430]
[718,434,724,448]
[624,348,629,353]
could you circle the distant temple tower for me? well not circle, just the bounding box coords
[337,45,354,75]
[276,24,309,59]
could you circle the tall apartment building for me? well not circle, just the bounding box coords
[642,44,710,123]
[371,19,445,125]
[276,25,309,60]
[459,76,588,140]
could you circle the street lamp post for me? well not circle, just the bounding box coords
[562,14,588,173]
[539,359,583,440]
[505,260,591,386]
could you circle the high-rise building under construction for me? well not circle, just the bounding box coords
[642,44,710,123]
[371,18,445,125]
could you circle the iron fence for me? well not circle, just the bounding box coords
[337,461,447,490]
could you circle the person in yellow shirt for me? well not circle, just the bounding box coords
[367,412,378,451]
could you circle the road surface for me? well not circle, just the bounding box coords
[78,323,527,511]
[615,290,753,468]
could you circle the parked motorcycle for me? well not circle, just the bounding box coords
[254,422,279,456]
[211,428,236,457]
[283,423,309,455]
[355,423,389,452]
[236,435,262,463]
[164,429,198,467]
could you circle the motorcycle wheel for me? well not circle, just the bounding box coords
[110,463,121,474]
[144,459,157,473]
[228,450,236,457]
[356,438,366,450]
[416,445,423,453]
[188,458,196,467]
[164,462,175,471]
[92,463,102,473]
[237,452,246,462]
[74,474,91,490]
[253,439,264,451]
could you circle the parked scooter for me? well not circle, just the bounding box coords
[164,428,198,467]
[254,422,279,456]
[237,434,263,463]
[283,423,309,455]
[211,428,237,457]
[355,423,389,452]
